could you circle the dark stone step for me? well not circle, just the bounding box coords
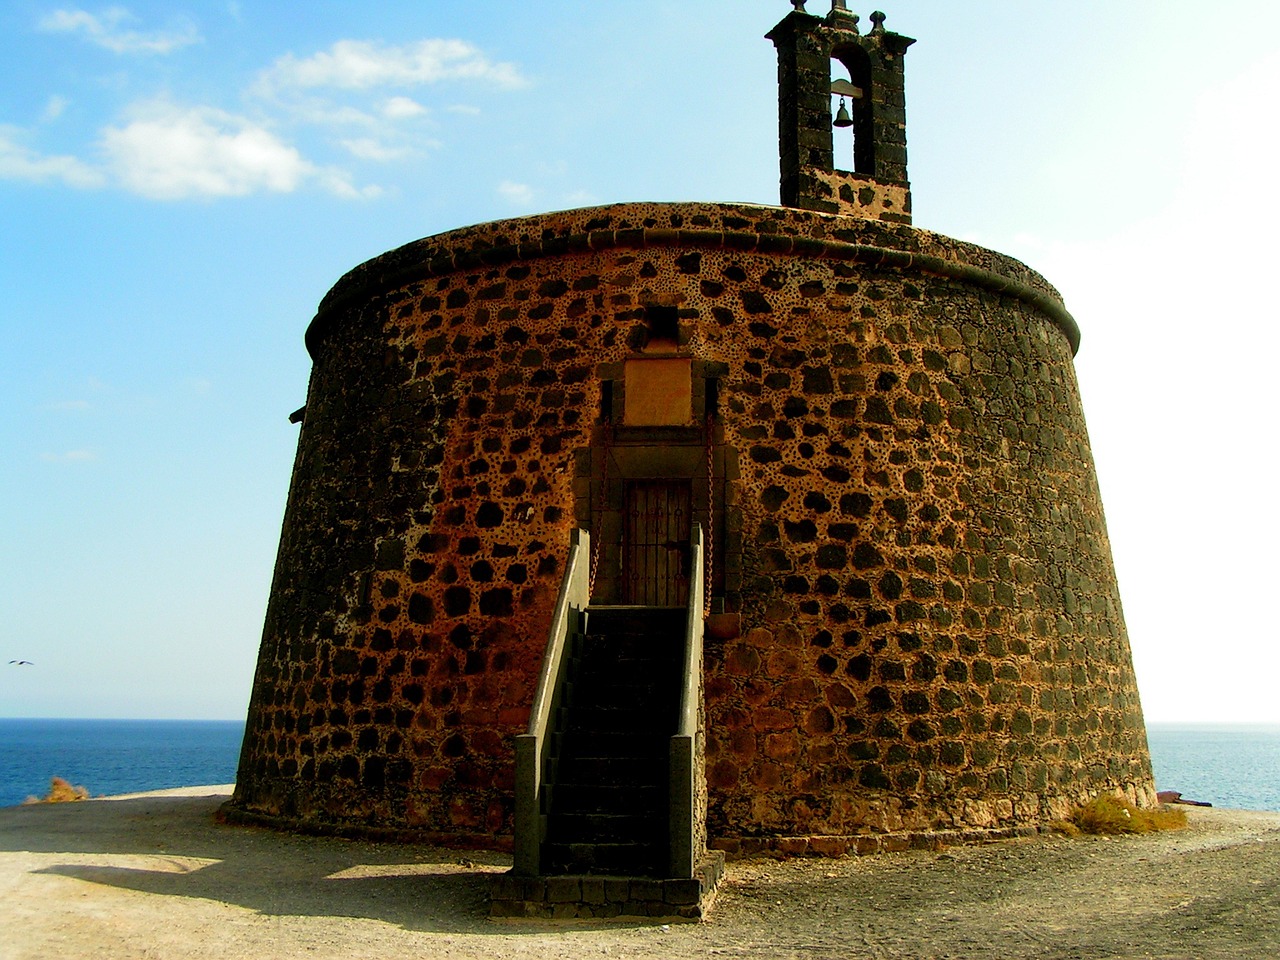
[558,706,676,738]
[555,755,666,785]
[556,730,667,759]
[583,613,686,642]
[580,632,682,654]
[547,811,666,844]
[537,605,690,877]
[543,841,665,876]
[578,648,680,665]
[568,659,679,680]
[564,668,680,698]
[565,670,675,701]
[561,687,680,714]
[558,711,650,737]
[548,782,664,815]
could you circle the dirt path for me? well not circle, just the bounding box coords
[2,787,1277,959]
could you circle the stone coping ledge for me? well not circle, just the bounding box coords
[306,201,1078,358]
[712,824,1045,859]
[218,802,513,852]
[222,801,1045,861]
[489,853,726,921]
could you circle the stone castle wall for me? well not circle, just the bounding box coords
[230,200,1152,849]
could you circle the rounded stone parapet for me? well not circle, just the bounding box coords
[306,202,1078,358]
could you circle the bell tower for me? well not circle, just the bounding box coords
[767,1,915,223]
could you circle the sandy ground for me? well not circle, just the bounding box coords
[1,787,1278,960]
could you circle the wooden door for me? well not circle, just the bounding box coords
[622,480,692,606]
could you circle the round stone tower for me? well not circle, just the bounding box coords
[228,4,1153,856]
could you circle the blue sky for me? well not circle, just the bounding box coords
[2,1,1278,723]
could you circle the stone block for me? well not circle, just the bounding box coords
[807,836,849,858]
[488,900,519,918]
[630,879,665,903]
[663,878,702,905]
[710,838,741,856]
[487,874,527,901]
[698,850,726,885]
[489,899,543,920]
[777,836,809,856]
[545,877,581,903]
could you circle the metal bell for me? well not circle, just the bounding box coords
[832,97,853,128]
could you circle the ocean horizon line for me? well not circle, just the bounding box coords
[0,716,245,724]
[6,716,1276,727]
[2,718,1277,813]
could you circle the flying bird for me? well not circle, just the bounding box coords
[8,660,33,666]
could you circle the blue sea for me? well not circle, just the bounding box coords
[0,718,244,808]
[1145,723,1280,811]
[0,719,1276,812]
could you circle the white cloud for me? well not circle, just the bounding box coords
[340,138,410,162]
[40,450,96,463]
[243,40,521,175]
[101,102,314,199]
[382,96,427,119]
[256,39,525,94]
[39,7,200,55]
[316,169,384,200]
[42,95,71,122]
[5,99,384,202]
[0,127,104,188]
[445,104,482,116]
[285,101,381,129]
[497,180,535,206]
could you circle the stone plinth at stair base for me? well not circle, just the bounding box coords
[489,853,725,921]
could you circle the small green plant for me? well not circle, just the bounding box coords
[23,776,90,804]
[1071,794,1187,835]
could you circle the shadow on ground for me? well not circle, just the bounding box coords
[1,793,658,936]
[6,793,1280,959]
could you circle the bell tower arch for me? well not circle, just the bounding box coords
[767,2,915,222]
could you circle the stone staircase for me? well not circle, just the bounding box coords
[541,606,684,876]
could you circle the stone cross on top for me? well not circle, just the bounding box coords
[789,0,888,30]
[790,1,849,12]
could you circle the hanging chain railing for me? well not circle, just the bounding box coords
[589,420,612,599]
[704,413,715,619]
